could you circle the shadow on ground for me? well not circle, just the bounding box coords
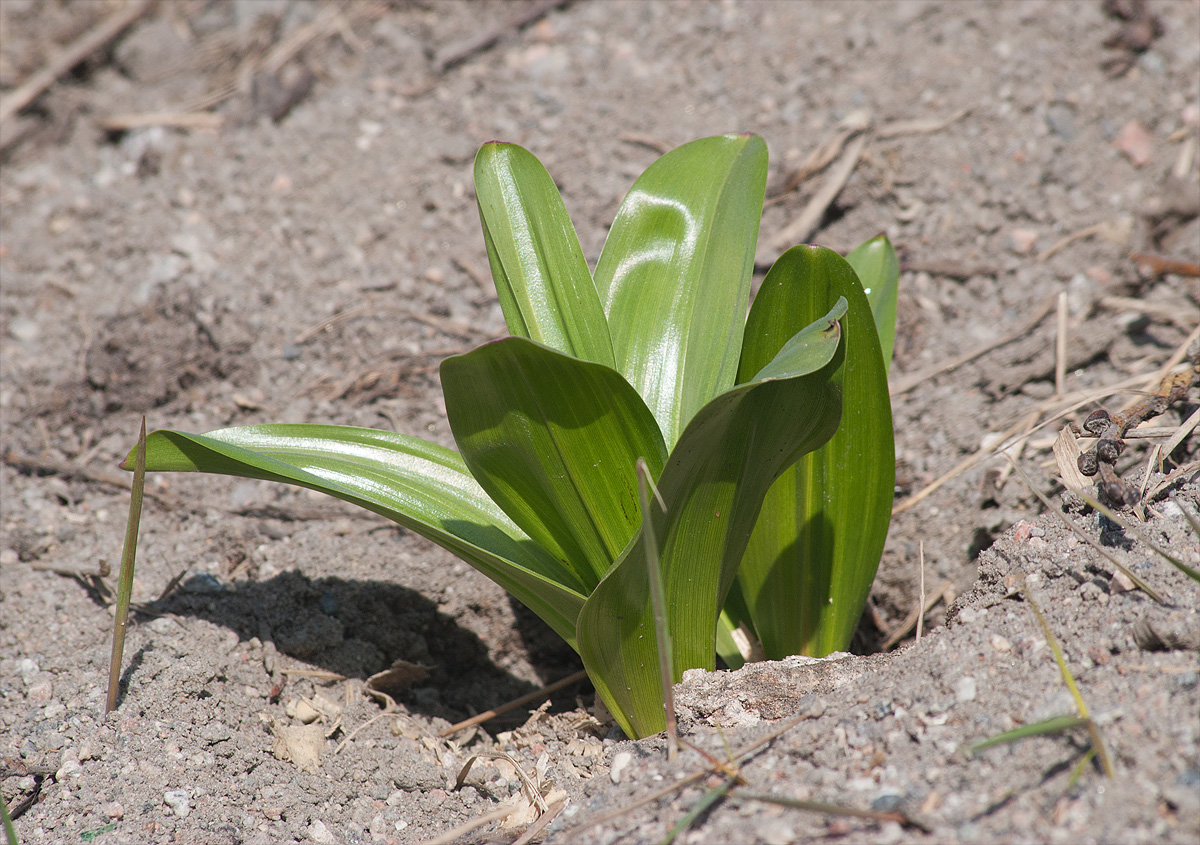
[145,569,585,729]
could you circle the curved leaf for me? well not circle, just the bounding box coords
[121,425,586,647]
[594,134,768,448]
[577,301,845,738]
[844,234,900,371]
[734,246,894,659]
[441,337,667,592]
[474,143,614,368]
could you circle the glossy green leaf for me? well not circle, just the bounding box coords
[440,337,667,592]
[844,234,900,372]
[594,134,768,448]
[475,143,614,368]
[121,425,586,647]
[577,300,846,738]
[733,246,894,660]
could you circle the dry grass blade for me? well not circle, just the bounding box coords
[895,367,1189,517]
[1171,494,1200,539]
[420,803,518,845]
[889,295,1055,396]
[766,130,868,255]
[1005,456,1164,602]
[438,669,588,737]
[0,0,155,125]
[455,752,547,815]
[881,578,953,651]
[735,792,929,831]
[106,418,146,713]
[511,798,566,845]
[1160,406,1200,462]
[1148,460,1200,501]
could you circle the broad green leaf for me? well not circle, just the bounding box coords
[474,143,614,368]
[577,301,846,738]
[733,246,895,660]
[121,425,586,647]
[594,134,768,448]
[844,234,899,372]
[441,337,667,592]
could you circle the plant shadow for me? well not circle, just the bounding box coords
[149,569,582,729]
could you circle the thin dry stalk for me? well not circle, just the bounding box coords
[0,0,155,125]
[881,579,953,651]
[889,295,1056,396]
[875,108,970,138]
[916,542,926,642]
[438,669,588,737]
[511,799,567,845]
[420,804,518,845]
[766,130,868,255]
[97,112,223,131]
[1055,291,1069,397]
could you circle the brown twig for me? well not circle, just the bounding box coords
[765,131,867,258]
[1129,252,1200,278]
[2,449,180,509]
[433,0,573,73]
[97,112,224,132]
[875,108,970,139]
[1076,356,1199,503]
[0,0,157,126]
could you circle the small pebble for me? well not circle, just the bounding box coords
[104,802,124,819]
[990,634,1012,652]
[163,789,191,818]
[610,751,633,784]
[8,317,39,341]
[1114,120,1153,166]
[308,819,337,844]
[954,676,977,703]
[1009,228,1038,255]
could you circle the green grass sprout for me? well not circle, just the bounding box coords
[107,416,146,714]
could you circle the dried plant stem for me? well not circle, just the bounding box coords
[1055,291,1069,397]
[0,0,155,125]
[438,669,588,737]
[916,542,926,642]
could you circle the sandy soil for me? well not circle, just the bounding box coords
[2,1,1198,843]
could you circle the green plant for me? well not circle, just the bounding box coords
[122,134,896,738]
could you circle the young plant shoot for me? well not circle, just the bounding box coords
[122,135,897,739]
